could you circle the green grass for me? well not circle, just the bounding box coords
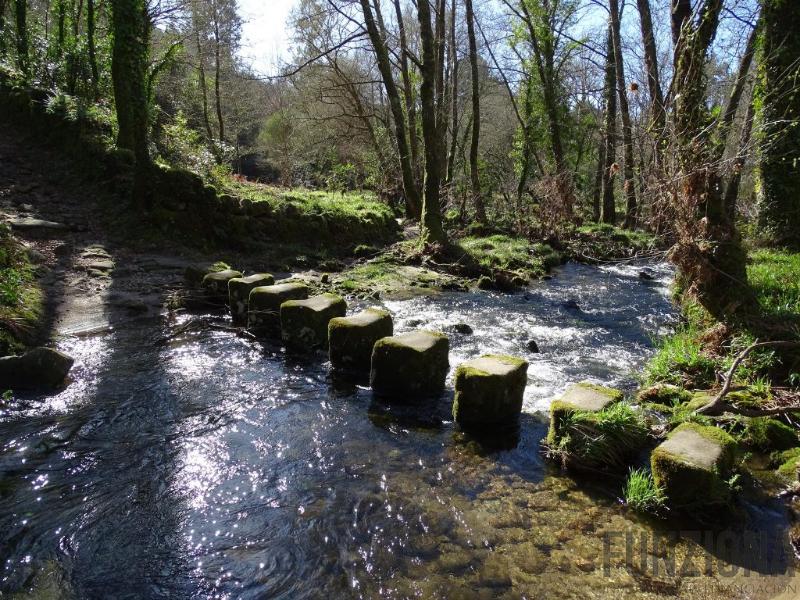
[644,326,717,387]
[547,402,649,471]
[747,249,800,318]
[623,468,665,513]
[457,234,561,279]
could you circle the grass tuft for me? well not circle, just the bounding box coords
[623,468,665,513]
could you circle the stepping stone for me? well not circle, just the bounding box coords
[248,282,308,334]
[202,269,242,302]
[651,423,737,508]
[281,293,347,351]
[452,355,528,430]
[184,262,231,287]
[370,330,449,399]
[328,308,393,374]
[547,382,622,446]
[228,273,274,324]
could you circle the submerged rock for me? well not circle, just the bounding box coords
[370,330,449,399]
[639,268,656,281]
[202,269,243,303]
[280,293,347,351]
[450,323,473,335]
[651,423,737,509]
[452,355,528,430]
[0,347,74,390]
[329,308,393,374]
[546,382,623,446]
[526,340,540,353]
[228,273,274,324]
[248,282,309,335]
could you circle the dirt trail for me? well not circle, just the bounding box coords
[0,127,201,343]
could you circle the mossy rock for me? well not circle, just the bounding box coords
[370,330,450,399]
[636,384,692,406]
[0,347,74,390]
[183,261,231,287]
[773,448,800,481]
[651,423,737,509]
[280,293,347,351]
[452,355,528,430]
[228,273,274,324]
[329,308,393,374]
[741,417,798,452]
[202,269,243,303]
[547,382,623,446]
[248,282,309,335]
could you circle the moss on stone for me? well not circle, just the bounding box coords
[370,330,450,399]
[651,423,737,509]
[328,308,393,374]
[183,261,231,287]
[740,417,798,452]
[773,448,800,480]
[201,268,242,301]
[228,273,274,323]
[248,282,308,335]
[280,293,347,351]
[547,382,623,446]
[636,384,693,406]
[452,354,528,430]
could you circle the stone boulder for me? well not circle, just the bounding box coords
[328,308,393,374]
[370,330,449,399]
[201,269,242,303]
[248,282,309,335]
[280,293,347,351]
[184,262,231,288]
[452,355,528,430]
[0,347,74,390]
[651,423,737,509]
[228,273,274,324]
[547,382,622,446]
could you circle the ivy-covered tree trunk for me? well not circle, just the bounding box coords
[600,23,617,224]
[111,0,151,205]
[670,0,752,320]
[465,0,485,224]
[13,0,27,78]
[416,0,447,245]
[755,0,800,247]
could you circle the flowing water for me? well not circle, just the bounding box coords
[1,262,796,599]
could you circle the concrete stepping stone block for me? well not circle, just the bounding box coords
[547,382,622,446]
[0,347,74,390]
[370,330,449,399]
[452,354,528,429]
[228,273,274,323]
[328,308,393,374]
[248,282,308,334]
[201,269,242,302]
[651,423,737,508]
[280,293,347,351]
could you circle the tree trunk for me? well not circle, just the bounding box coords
[416,0,447,245]
[87,0,100,99]
[755,0,800,247]
[392,0,421,194]
[445,0,459,190]
[636,0,665,159]
[194,21,215,145]
[111,0,151,205]
[465,0,485,223]
[601,23,617,224]
[671,0,752,320]
[609,0,637,228]
[212,2,225,144]
[360,0,421,219]
[0,0,7,55]
[591,134,605,222]
[671,0,691,47]
[13,0,27,78]
[724,97,755,219]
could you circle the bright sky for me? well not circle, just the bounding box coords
[238,0,299,76]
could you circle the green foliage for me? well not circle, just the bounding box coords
[747,249,800,318]
[0,224,43,355]
[739,417,798,452]
[623,468,665,513]
[157,111,221,178]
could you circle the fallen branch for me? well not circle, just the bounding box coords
[696,340,800,415]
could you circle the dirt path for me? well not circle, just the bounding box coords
[0,127,201,343]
